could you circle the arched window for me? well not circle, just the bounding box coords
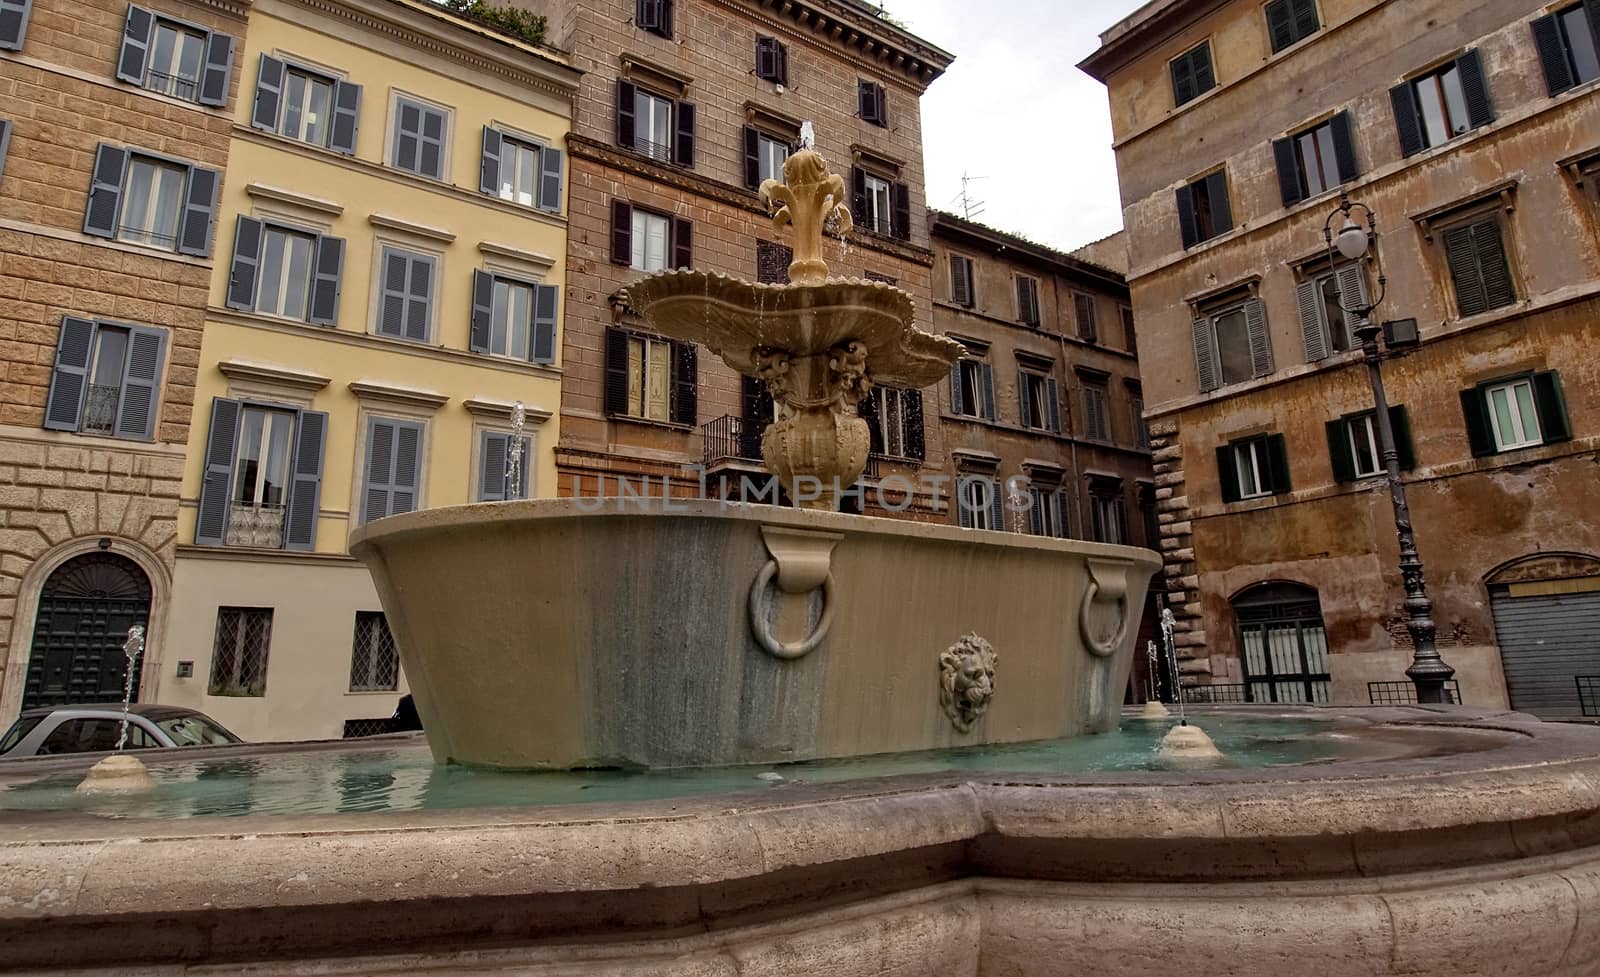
[1233,582,1331,704]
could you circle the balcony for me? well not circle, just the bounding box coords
[82,384,120,435]
[226,501,286,549]
[703,414,764,469]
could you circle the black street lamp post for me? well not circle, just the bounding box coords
[1323,192,1456,704]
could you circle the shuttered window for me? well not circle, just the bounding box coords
[1440,216,1516,317]
[116,5,234,107]
[1264,0,1319,52]
[1296,262,1366,361]
[743,126,789,188]
[1461,373,1571,457]
[861,385,925,460]
[375,247,435,343]
[0,0,33,50]
[1082,380,1110,441]
[1015,276,1040,326]
[636,0,673,38]
[1217,434,1291,503]
[615,81,694,168]
[1121,306,1137,353]
[1531,3,1600,97]
[756,239,792,284]
[949,359,996,421]
[469,270,558,364]
[604,328,696,426]
[192,397,327,550]
[1017,370,1060,434]
[1074,292,1098,341]
[480,127,563,212]
[755,36,788,84]
[225,217,343,325]
[1326,406,1415,483]
[0,118,11,185]
[83,144,219,255]
[1028,486,1066,538]
[1273,112,1358,207]
[1391,50,1493,157]
[610,200,692,271]
[949,255,974,307]
[957,476,1004,531]
[1193,298,1271,392]
[1090,489,1127,545]
[1170,41,1216,106]
[477,430,532,502]
[391,95,448,179]
[43,316,167,442]
[1176,170,1232,248]
[251,56,360,154]
[858,80,887,126]
[361,416,425,525]
[852,167,910,240]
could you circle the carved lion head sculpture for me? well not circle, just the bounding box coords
[940,633,997,733]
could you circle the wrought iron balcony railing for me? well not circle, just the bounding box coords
[82,384,120,434]
[226,501,286,549]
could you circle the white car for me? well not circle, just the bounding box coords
[0,704,241,758]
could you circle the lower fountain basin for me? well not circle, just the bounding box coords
[348,499,1160,770]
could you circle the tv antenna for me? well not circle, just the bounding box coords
[952,172,988,221]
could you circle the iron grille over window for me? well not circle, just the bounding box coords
[209,607,271,697]
[349,611,399,692]
[1233,583,1331,704]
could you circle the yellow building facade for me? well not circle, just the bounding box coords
[160,0,578,740]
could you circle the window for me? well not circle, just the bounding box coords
[83,145,218,255]
[852,167,909,240]
[1533,4,1600,96]
[1028,486,1065,538]
[469,271,559,364]
[1074,292,1097,341]
[1177,170,1233,248]
[957,476,1003,530]
[1217,434,1290,502]
[1192,296,1270,391]
[743,127,791,188]
[226,216,344,325]
[1121,306,1137,352]
[1461,373,1571,456]
[477,430,532,501]
[949,254,974,307]
[617,81,695,167]
[1131,394,1150,449]
[604,328,696,426]
[1234,583,1331,704]
[375,247,435,343]
[862,172,891,234]
[950,359,996,421]
[251,56,360,154]
[611,201,691,273]
[43,317,166,441]
[209,607,272,697]
[1441,216,1516,317]
[361,416,425,524]
[480,128,563,213]
[117,6,233,107]
[1081,380,1110,440]
[1265,0,1319,52]
[38,718,157,754]
[1274,113,1357,207]
[1296,261,1366,360]
[0,0,32,51]
[1391,51,1493,157]
[1016,276,1040,326]
[194,398,327,550]
[1327,406,1416,483]
[756,239,792,284]
[863,386,924,460]
[636,0,672,38]
[859,79,887,126]
[391,95,448,179]
[756,36,787,84]
[1170,41,1216,106]
[1018,370,1060,433]
[1090,492,1126,545]
[349,612,399,692]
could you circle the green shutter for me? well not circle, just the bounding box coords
[1388,405,1417,470]
[1326,419,1356,483]
[1532,371,1572,443]
[1460,387,1495,457]
[1216,445,1241,503]
[1265,434,1292,494]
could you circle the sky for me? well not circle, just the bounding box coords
[883,0,1150,253]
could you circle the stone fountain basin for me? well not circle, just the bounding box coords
[348,499,1159,770]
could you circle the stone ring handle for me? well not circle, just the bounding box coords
[749,560,836,660]
[1081,560,1131,659]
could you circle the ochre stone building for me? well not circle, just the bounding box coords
[1082,0,1600,713]
[0,0,246,719]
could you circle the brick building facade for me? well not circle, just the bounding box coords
[0,0,245,718]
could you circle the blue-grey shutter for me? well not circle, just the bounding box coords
[989,479,1005,531]
[671,341,697,426]
[116,5,154,85]
[538,146,563,213]
[329,80,360,154]
[1016,370,1033,428]
[1192,317,1219,392]
[362,417,395,524]
[532,283,557,363]
[308,233,343,325]
[980,363,996,421]
[1532,14,1576,96]
[0,0,32,50]
[197,31,233,107]
[0,119,12,185]
[226,216,262,310]
[949,362,965,415]
[393,100,420,172]
[478,431,508,502]
[195,398,241,545]
[1456,49,1494,130]
[1335,262,1370,330]
[284,409,327,550]
[419,106,444,178]
[177,164,218,256]
[479,126,501,195]
[251,54,284,131]
[1390,82,1424,157]
[1297,279,1330,361]
[404,254,432,342]
[43,316,96,431]
[1046,377,1061,433]
[113,325,165,441]
[1244,298,1273,377]
[470,270,493,352]
[391,421,422,515]
[83,144,127,238]
[378,249,408,338]
[1443,224,1487,316]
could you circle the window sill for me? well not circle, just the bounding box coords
[606,413,694,433]
[345,690,401,696]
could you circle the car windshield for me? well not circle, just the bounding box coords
[156,714,241,747]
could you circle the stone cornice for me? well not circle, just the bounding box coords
[216,358,332,392]
[462,397,554,424]
[246,183,344,217]
[567,133,934,267]
[369,213,456,243]
[348,379,450,410]
[263,0,581,103]
[730,0,955,87]
[194,0,252,22]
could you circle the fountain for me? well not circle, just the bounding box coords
[4,129,1600,975]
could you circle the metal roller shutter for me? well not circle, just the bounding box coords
[1489,589,1600,717]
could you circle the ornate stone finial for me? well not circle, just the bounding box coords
[759,148,853,286]
[940,634,997,733]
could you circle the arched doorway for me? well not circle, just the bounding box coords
[1233,582,1331,704]
[23,552,152,709]
[1486,553,1600,718]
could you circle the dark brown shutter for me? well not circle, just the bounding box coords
[756,37,777,80]
[610,199,632,265]
[1390,83,1425,157]
[1443,223,1488,316]
[860,385,883,455]
[604,328,630,416]
[1531,14,1576,96]
[1460,387,1495,456]
[1474,220,1516,311]
[1273,136,1303,207]
[1170,50,1195,105]
[776,42,788,85]
[1329,111,1358,183]
[743,126,760,188]
[1456,50,1494,130]
[891,182,910,240]
[616,80,636,149]
[673,100,695,167]
[905,389,925,460]
[756,240,791,284]
[1176,183,1198,249]
[740,375,773,458]
[671,216,692,269]
[852,166,867,219]
[672,341,697,425]
[950,256,971,306]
